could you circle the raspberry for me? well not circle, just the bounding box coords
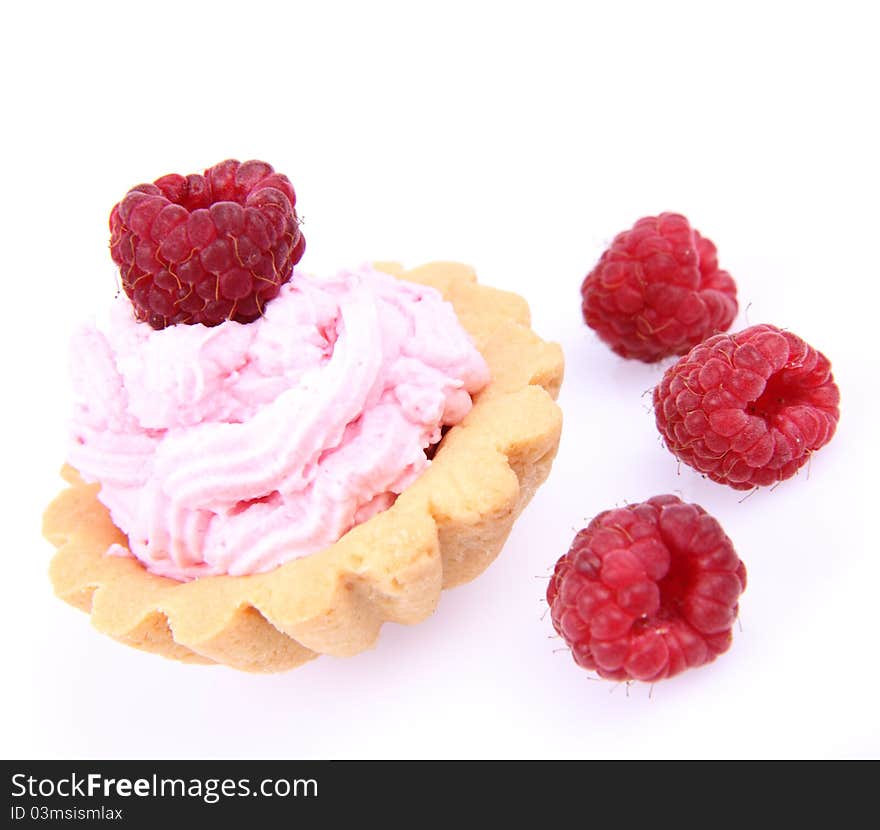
[580,213,738,362]
[653,325,840,490]
[109,159,305,329]
[547,495,747,682]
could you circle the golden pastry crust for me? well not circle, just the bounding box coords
[44,262,564,672]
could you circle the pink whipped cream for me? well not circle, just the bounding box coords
[68,265,489,580]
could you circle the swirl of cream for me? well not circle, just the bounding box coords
[67,266,490,580]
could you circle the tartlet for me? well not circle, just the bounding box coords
[44,261,563,671]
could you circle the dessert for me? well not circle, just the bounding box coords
[581,213,738,362]
[653,324,840,489]
[547,495,747,682]
[44,161,564,671]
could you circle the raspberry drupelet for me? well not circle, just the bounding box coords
[109,159,305,329]
[580,213,738,362]
[653,325,841,490]
[547,495,747,682]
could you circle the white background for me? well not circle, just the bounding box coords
[2,1,877,759]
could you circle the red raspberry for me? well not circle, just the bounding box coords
[580,213,738,362]
[108,159,305,329]
[653,325,841,490]
[547,495,747,682]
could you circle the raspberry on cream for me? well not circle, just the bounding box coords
[110,158,305,329]
[68,265,490,581]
